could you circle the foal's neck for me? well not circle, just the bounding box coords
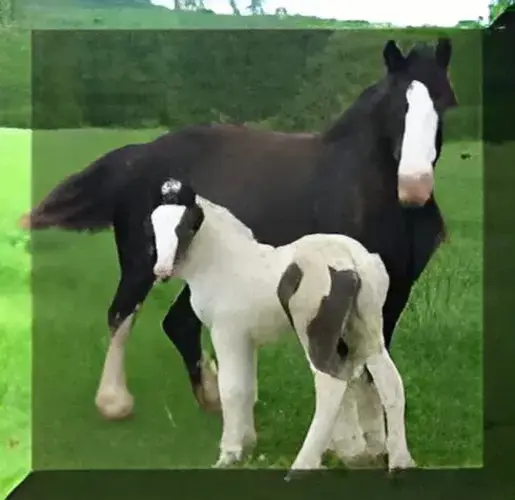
[178,205,276,282]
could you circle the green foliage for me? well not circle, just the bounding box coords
[1,2,482,141]
[488,0,514,22]
[250,29,481,140]
[0,29,30,128]
[0,0,13,25]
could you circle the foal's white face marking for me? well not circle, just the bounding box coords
[397,80,438,206]
[161,179,182,196]
[151,204,187,278]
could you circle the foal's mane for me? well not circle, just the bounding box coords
[197,197,256,242]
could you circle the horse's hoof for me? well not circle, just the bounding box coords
[195,354,221,413]
[194,386,221,413]
[95,388,134,421]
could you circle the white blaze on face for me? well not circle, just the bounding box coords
[397,80,438,206]
[151,204,187,278]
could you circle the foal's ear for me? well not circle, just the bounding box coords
[435,37,452,70]
[181,185,197,207]
[383,40,406,73]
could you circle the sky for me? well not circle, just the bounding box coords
[151,0,492,26]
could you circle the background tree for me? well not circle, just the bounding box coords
[0,0,13,26]
[228,0,241,15]
[488,0,515,22]
[247,0,264,15]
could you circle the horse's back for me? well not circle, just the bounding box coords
[142,124,324,245]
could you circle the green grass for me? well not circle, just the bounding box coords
[0,128,483,496]
[0,129,31,498]
[28,129,481,469]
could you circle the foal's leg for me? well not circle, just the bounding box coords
[356,373,387,459]
[365,348,416,471]
[328,378,369,465]
[288,369,348,475]
[163,288,259,412]
[211,327,257,467]
[345,281,413,458]
[95,269,155,420]
[162,287,221,412]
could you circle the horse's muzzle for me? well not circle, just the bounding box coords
[153,264,173,280]
[398,172,433,206]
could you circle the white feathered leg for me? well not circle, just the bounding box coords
[95,313,135,420]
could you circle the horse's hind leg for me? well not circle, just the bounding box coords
[365,348,416,471]
[162,287,221,412]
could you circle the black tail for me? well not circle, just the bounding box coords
[19,144,140,232]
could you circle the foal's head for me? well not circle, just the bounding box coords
[151,179,204,279]
[378,38,457,207]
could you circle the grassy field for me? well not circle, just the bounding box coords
[0,126,483,496]
[0,129,31,498]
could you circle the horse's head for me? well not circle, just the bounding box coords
[151,178,204,279]
[379,38,457,207]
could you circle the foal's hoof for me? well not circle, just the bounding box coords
[388,454,417,473]
[95,388,134,421]
[285,466,326,482]
[213,450,242,469]
[195,355,221,413]
[344,452,388,469]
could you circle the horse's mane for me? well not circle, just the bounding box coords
[198,197,256,242]
[321,79,386,143]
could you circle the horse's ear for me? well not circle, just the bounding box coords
[383,40,406,73]
[435,37,452,70]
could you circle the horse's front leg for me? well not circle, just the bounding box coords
[211,327,257,467]
[95,268,155,420]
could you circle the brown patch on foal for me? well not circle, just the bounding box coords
[306,267,361,378]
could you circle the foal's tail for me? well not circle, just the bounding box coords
[18,144,139,232]
[277,249,361,377]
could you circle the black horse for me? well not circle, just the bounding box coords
[22,39,457,455]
